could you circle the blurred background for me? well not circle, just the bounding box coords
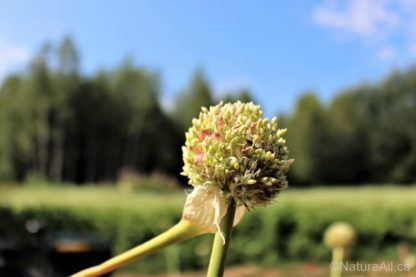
[0,1,415,276]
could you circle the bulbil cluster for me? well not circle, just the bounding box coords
[181,101,293,209]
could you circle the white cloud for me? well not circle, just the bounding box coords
[377,46,396,61]
[0,38,31,80]
[312,0,416,62]
[313,0,400,38]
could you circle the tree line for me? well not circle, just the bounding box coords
[0,37,414,185]
[284,70,416,185]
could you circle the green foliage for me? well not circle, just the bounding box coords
[1,36,416,184]
[1,185,416,273]
[173,69,213,132]
[0,37,183,183]
[366,70,416,182]
[323,89,370,183]
[283,68,416,184]
[221,88,255,104]
[286,93,330,184]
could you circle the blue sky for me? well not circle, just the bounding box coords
[1,0,416,116]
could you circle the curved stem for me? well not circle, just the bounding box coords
[206,199,237,277]
[71,219,204,277]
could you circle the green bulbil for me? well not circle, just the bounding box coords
[181,101,293,209]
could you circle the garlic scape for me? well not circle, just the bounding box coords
[324,222,356,277]
[182,101,293,276]
[72,101,293,277]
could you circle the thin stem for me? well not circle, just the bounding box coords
[206,199,237,277]
[71,219,204,277]
[330,247,344,277]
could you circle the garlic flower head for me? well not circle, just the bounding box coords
[181,101,293,209]
[324,222,356,249]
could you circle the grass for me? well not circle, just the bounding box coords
[2,183,415,211]
[283,185,416,207]
[0,184,186,212]
[1,183,416,275]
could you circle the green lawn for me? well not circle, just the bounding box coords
[1,183,415,210]
[0,184,186,211]
[1,183,416,274]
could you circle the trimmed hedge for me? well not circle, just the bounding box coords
[1,185,416,273]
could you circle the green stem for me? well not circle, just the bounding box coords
[71,219,204,277]
[206,199,237,277]
[331,247,344,277]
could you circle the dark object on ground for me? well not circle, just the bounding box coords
[0,218,112,277]
[0,239,33,277]
[48,232,112,276]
